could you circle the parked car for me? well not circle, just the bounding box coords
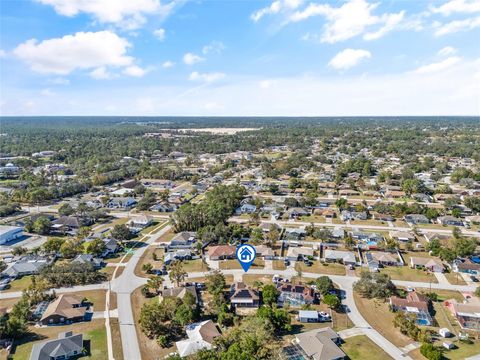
[470,275,479,282]
[284,259,290,266]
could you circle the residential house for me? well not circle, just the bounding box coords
[340,210,367,221]
[287,207,310,219]
[453,259,480,275]
[351,231,384,243]
[385,190,406,199]
[389,231,415,243]
[106,197,136,209]
[40,294,89,325]
[229,282,260,310]
[293,327,346,360]
[164,250,192,265]
[445,299,480,331]
[365,252,400,271]
[207,245,236,260]
[0,225,23,245]
[2,255,51,278]
[150,202,178,212]
[276,282,315,307]
[424,232,450,243]
[175,320,221,357]
[52,216,92,233]
[29,331,84,360]
[390,291,433,326]
[371,212,395,222]
[404,214,429,225]
[255,245,275,260]
[72,254,103,269]
[410,257,444,273]
[236,204,257,215]
[168,232,197,250]
[323,250,356,265]
[129,215,153,229]
[286,246,314,261]
[437,216,464,227]
[159,285,198,304]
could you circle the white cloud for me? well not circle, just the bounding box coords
[183,52,204,65]
[0,49,6,58]
[259,80,277,88]
[251,0,302,22]
[363,11,405,40]
[162,60,175,68]
[202,41,225,55]
[189,71,225,82]
[13,31,134,75]
[288,0,404,43]
[36,0,179,29]
[328,48,371,70]
[434,16,480,36]
[40,88,55,96]
[438,46,457,56]
[90,66,115,79]
[431,0,480,16]
[48,77,70,85]
[122,65,147,77]
[411,56,462,74]
[153,28,166,41]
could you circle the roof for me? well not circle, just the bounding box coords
[277,282,315,302]
[410,257,443,269]
[295,327,345,360]
[230,282,259,302]
[40,294,87,322]
[29,331,83,360]
[207,245,236,258]
[324,250,356,263]
[286,246,314,258]
[298,310,319,318]
[160,286,198,303]
[390,291,430,312]
[0,225,23,236]
[368,252,398,263]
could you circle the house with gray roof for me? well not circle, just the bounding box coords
[294,327,346,360]
[29,331,83,360]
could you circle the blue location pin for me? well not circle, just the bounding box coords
[236,244,256,272]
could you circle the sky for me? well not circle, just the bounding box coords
[0,0,479,116]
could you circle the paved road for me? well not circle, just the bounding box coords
[0,282,108,300]
[110,223,172,360]
[230,216,480,237]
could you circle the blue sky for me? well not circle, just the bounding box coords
[0,0,479,116]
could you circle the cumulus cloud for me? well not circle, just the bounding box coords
[438,46,457,56]
[411,56,461,74]
[122,65,147,77]
[430,0,480,16]
[35,0,179,29]
[13,31,134,75]
[202,41,225,55]
[288,0,404,43]
[183,52,204,65]
[153,28,166,41]
[328,48,371,70]
[251,0,302,22]
[162,60,175,68]
[90,66,115,79]
[434,16,480,36]
[189,71,225,82]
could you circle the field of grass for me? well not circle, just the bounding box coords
[379,265,437,283]
[444,271,467,285]
[341,335,393,360]
[10,319,107,360]
[302,262,346,276]
[353,292,413,348]
[4,275,32,292]
[77,289,107,311]
[272,260,287,270]
[182,259,209,272]
[219,258,265,270]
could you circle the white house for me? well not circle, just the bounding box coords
[0,225,23,245]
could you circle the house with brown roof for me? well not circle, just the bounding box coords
[159,285,198,304]
[445,299,480,331]
[229,282,260,310]
[207,245,236,260]
[389,291,432,326]
[276,282,315,307]
[40,294,89,326]
[410,257,444,273]
[294,327,346,360]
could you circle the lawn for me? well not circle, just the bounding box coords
[379,265,438,283]
[4,275,32,292]
[219,258,265,270]
[341,335,393,360]
[353,292,413,348]
[76,289,107,311]
[134,246,165,277]
[272,260,287,270]
[182,259,209,272]
[110,318,124,360]
[444,271,467,285]
[242,274,274,286]
[301,262,346,276]
[10,319,107,360]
